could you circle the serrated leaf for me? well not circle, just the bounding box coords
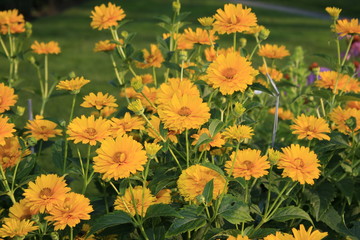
[320,206,352,237]
[209,119,224,137]
[269,206,313,224]
[166,205,206,237]
[202,179,214,204]
[144,204,182,220]
[218,195,253,224]
[87,211,132,237]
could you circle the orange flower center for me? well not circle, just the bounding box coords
[40,126,48,131]
[178,107,192,116]
[243,160,254,170]
[113,152,126,163]
[222,67,237,80]
[294,157,305,169]
[84,128,97,136]
[95,100,105,106]
[39,187,52,198]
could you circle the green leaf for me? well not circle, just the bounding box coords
[209,119,224,137]
[320,206,352,237]
[250,83,273,95]
[218,195,253,224]
[194,133,212,149]
[202,179,214,204]
[201,162,225,176]
[335,177,354,205]
[144,204,182,220]
[269,206,313,224]
[166,205,206,237]
[87,211,132,237]
[249,228,277,238]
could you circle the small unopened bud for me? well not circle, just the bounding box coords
[128,99,144,115]
[50,232,59,240]
[292,46,304,62]
[196,195,206,204]
[145,142,162,160]
[313,67,321,76]
[16,106,25,116]
[325,7,341,19]
[121,31,129,39]
[27,137,37,147]
[131,76,144,92]
[68,71,76,78]
[239,38,247,48]
[25,22,32,38]
[259,28,270,41]
[198,17,214,29]
[179,50,188,62]
[268,148,281,165]
[172,1,181,14]
[27,56,36,65]
[234,102,246,116]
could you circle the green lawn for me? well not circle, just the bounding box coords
[0,0,349,120]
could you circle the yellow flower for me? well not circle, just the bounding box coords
[198,17,214,27]
[244,25,265,35]
[183,27,218,45]
[346,101,360,110]
[291,224,328,240]
[227,235,250,240]
[56,76,90,92]
[9,199,33,220]
[81,92,118,110]
[67,115,111,145]
[177,164,227,202]
[94,40,117,52]
[128,99,144,115]
[222,125,254,142]
[225,149,270,180]
[100,106,118,118]
[90,2,126,30]
[137,86,157,113]
[290,114,331,141]
[110,112,145,137]
[315,71,359,94]
[136,44,164,69]
[163,33,194,50]
[146,115,179,144]
[31,41,61,55]
[258,44,290,59]
[204,46,233,62]
[139,74,154,84]
[158,94,210,132]
[0,9,25,35]
[263,232,293,240]
[213,4,257,34]
[0,116,16,146]
[155,189,172,204]
[93,135,148,180]
[114,186,156,217]
[191,128,225,151]
[45,192,93,230]
[206,52,258,95]
[258,64,283,82]
[0,137,30,170]
[23,174,71,214]
[0,83,17,113]
[156,78,200,105]
[269,107,294,120]
[278,144,321,185]
[24,115,62,141]
[329,106,360,134]
[335,18,360,37]
[0,218,38,238]
[325,7,341,18]
[144,142,162,158]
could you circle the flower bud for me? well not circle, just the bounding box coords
[50,232,59,240]
[233,102,246,116]
[16,106,25,116]
[172,1,181,14]
[145,142,162,160]
[131,76,144,92]
[198,17,214,29]
[179,50,188,62]
[239,38,247,48]
[268,148,281,165]
[25,22,32,38]
[259,28,270,41]
[121,31,129,39]
[128,99,144,115]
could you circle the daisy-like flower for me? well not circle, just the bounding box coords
[23,174,71,214]
[278,144,321,185]
[0,137,30,170]
[94,40,117,52]
[258,64,283,82]
[137,86,157,113]
[206,52,258,95]
[204,46,233,62]
[0,218,38,238]
[31,41,61,55]
[325,7,341,19]
[67,115,111,145]
[136,44,164,69]
[346,101,360,110]
[24,115,62,141]
[183,27,218,45]
[227,235,250,240]
[156,78,200,105]
[329,106,360,134]
[315,71,360,93]
[155,189,172,204]
[291,224,328,240]
[222,125,254,142]
[158,94,210,132]
[56,76,90,92]
[177,164,227,202]
[0,9,25,35]
[90,2,126,30]
[191,128,225,151]
[290,114,331,141]
[93,135,148,180]
[335,18,360,37]
[0,115,15,146]
[100,106,118,118]
[258,44,290,59]
[162,33,194,50]
[198,17,214,27]
[269,107,294,120]
[110,112,145,137]
[114,186,156,217]
[45,192,93,230]
[244,24,265,35]
[225,149,270,180]
[9,199,33,220]
[213,3,257,34]
[263,232,292,240]
[146,115,179,144]
[81,92,118,110]
[0,83,17,113]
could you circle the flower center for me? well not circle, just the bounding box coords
[113,152,126,164]
[95,100,104,106]
[84,128,97,136]
[243,160,254,170]
[178,107,192,116]
[222,67,237,80]
[40,126,47,131]
[39,187,52,198]
[294,157,305,168]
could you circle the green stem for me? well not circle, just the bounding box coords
[37,140,43,159]
[69,227,73,240]
[63,94,77,174]
[185,129,190,168]
[82,145,92,194]
[152,67,157,87]
[180,60,184,82]
[11,161,20,191]
[248,44,259,61]
[233,32,237,51]
[0,35,10,58]
[340,35,354,67]
[110,53,124,85]
[0,165,16,204]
